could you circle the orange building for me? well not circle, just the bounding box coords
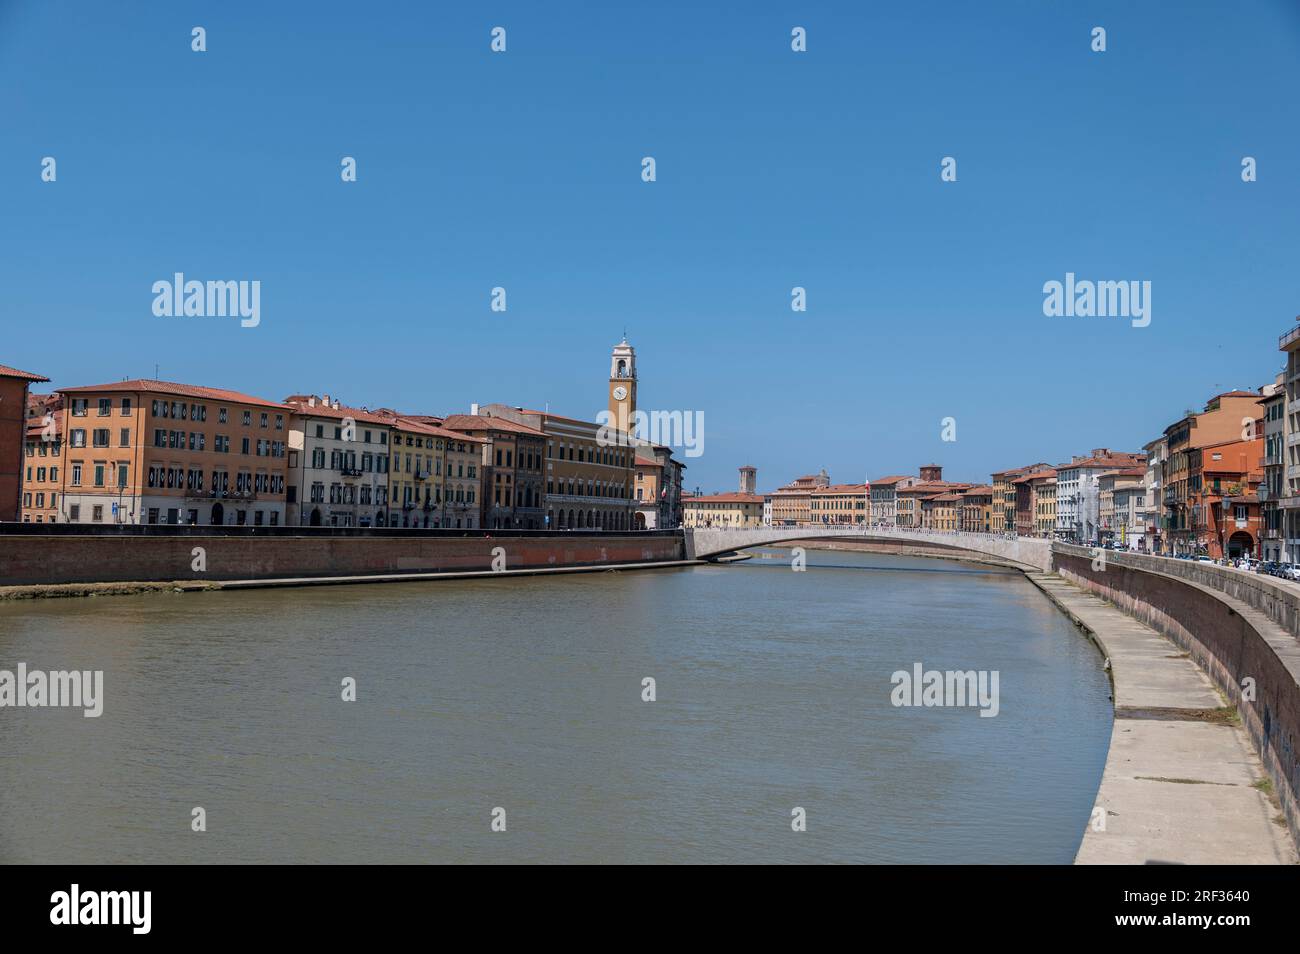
[55,379,290,525]
[20,393,64,523]
[1198,438,1264,559]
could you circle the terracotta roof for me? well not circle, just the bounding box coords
[389,416,487,444]
[635,455,662,468]
[991,462,1050,478]
[870,475,912,486]
[960,485,994,495]
[0,364,48,382]
[1058,454,1145,470]
[441,413,546,437]
[24,408,62,438]
[59,378,289,409]
[284,396,391,425]
[900,480,972,495]
[811,483,869,494]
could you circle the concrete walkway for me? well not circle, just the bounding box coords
[1027,572,1296,865]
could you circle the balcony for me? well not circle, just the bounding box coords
[185,488,258,501]
[1279,495,1300,510]
[339,467,362,478]
[1282,325,1300,351]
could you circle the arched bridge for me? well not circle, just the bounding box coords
[683,526,1052,572]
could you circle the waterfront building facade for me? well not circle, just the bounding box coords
[632,444,684,529]
[441,413,545,529]
[1055,449,1146,545]
[1098,467,1146,548]
[958,486,993,533]
[479,404,636,530]
[771,469,830,526]
[990,463,1051,534]
[1030,472,1057,537]
[682,492,764,528]
[375,413,436,527]
[1160,393,1263,555]
[284,395,390,528]
[2,364,50,522]
[55,379,289,525]
[870,475,919,526]
[1259,380,1285,561]
[20,393,64,523]
[809,483,870,525]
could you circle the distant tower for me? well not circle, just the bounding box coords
[920,463,943,482]
[739,465,757,495]
[814,468,830,488]
[608,337,637,434]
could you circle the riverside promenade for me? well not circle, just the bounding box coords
[1028,571,1296,864]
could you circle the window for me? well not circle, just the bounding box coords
[92,429,109,448]
[71,398,87,416]
[121,397,132,415]
[119,428,131,447]
[97,398,112,416]
[70,428,86,448]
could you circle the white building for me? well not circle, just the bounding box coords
[285,394,392,527]
[1055,449,1146,544]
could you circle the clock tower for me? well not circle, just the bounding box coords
[608,337,637,436]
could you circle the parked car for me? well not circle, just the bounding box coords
[1276,563,1297,580]
[1257,561,1277,576]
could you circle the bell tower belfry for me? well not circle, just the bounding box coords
[608,337,637,435]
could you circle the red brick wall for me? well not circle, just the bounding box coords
[0,378,29,522]
[0,532,685,586]
[1054,550,1300,845]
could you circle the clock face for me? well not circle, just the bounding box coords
[612,386,627,401]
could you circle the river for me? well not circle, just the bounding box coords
[0,547,1112,863]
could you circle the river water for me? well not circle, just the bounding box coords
[0,548,1112,864]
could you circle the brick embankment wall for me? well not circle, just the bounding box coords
[0,532,686,586]
[1053,544,1300,843]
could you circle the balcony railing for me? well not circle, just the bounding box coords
[1281,325,1300,350]
[184,488,258,501]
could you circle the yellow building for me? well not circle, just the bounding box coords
[958,486,994,533]
[683,492,765,528]
[989,463,1050,533]
[1031,471,1057,537]
[771,469,830,525]
[809,483,870,525]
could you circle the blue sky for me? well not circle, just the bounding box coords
[3,1,1299,494]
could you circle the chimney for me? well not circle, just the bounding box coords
[333,399,341,410]
[470,403,479,415]
[307,396,317,407]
